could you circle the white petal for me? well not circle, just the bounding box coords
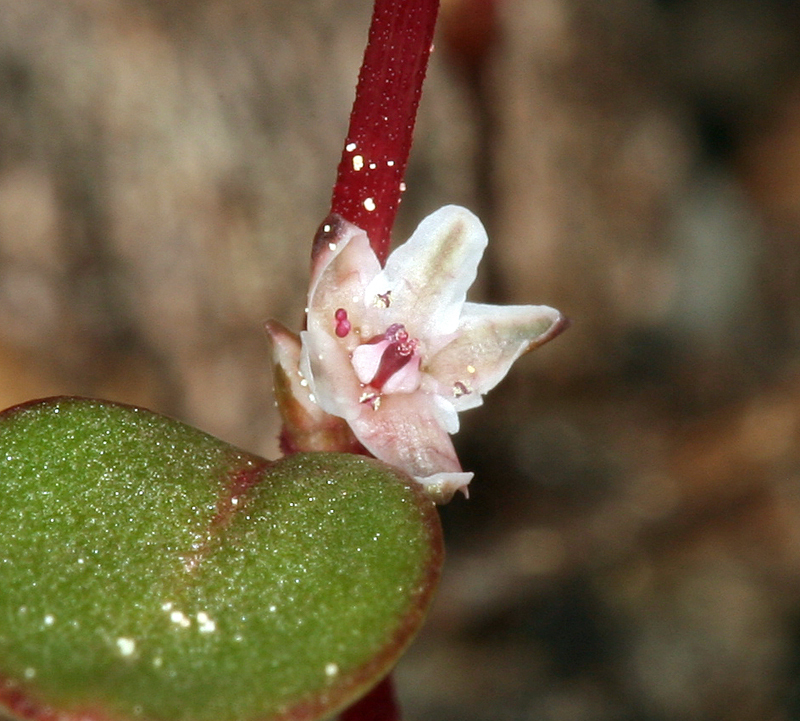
[266,320,318,412]
[426,302,566,409]
[413,471,473,504]
[348,391,465,488]
[364,206,487,338]
[431,393,460,434]
[309,215,378,299]
[351,340,389,385]
[381,355,422,395]
[299,329,362,422]
[307,218,380,343]
[267,320,326,421]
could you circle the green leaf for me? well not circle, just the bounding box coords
[0,397,442,721]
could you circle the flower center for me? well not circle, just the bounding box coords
[367,323,418,389]
[348,321,422,401]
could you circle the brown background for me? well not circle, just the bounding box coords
[2,1,800,719]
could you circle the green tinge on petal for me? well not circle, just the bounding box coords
[0,398,442,721]
[426,302,565,407]
[369,205,487,338]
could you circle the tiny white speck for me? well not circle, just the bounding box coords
[24,668,36,680]
[170,610,191,628]
[77,558,84,565]
[323,224,331,233]
[345,142,357,152]
[352,154,364,171]
[43,614,54,626]
[363,197,376,212]
[328,242,337,251]
[304,307,310,314]
[268,604,277,613]
[162,601,173,611]
[467,365,476,374]
[368,162,377,170]
[300,379,308,387]
[387,160,395,167]
[308,394,316,403]
[153,657,163,668]
[231,497,239,506]
[197,612,216,633]
[399,182,407,192]
[325,662,339,677]
[116,637,136,657]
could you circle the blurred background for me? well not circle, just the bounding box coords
[2,0,800,718]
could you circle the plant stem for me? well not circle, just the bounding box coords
[330,0,440,265]
[338,676,400,721]
[328,3,441,718]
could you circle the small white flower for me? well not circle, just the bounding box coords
[298,205,566,503]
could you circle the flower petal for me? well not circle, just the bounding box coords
[307,215,380,348]
[347,392,471,501]
[364,206,487,338]
[351,340,389,385]
[266,320,361,454]
[415,471,474,505]
[425,302,567,411]
[299,328,362,422]
[297,205,567,503]
[309,214,378,292]
[266,320,313,412]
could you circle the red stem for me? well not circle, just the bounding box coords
[338,676,400,721]
[327,3,440,718]
[330,0,440,265]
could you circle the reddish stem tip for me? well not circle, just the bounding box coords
[330,0,440,265]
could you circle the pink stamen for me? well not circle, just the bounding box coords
[334,308,352,338]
